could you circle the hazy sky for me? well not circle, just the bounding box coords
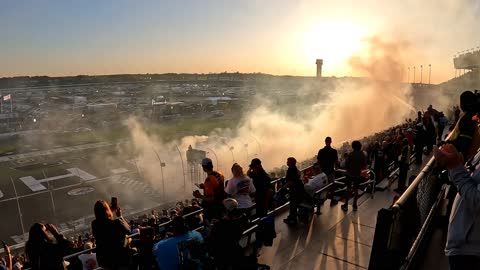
[1,0,479,83]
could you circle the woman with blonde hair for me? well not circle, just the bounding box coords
[225,163,256,209]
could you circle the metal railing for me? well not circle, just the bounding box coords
[369,146,449,270]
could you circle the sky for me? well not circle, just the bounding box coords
[1,0,480,83]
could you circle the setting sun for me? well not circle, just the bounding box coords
[302,21,368,75]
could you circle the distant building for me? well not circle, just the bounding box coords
[316,59,323,78]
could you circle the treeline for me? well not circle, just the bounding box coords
[0,72,282,89]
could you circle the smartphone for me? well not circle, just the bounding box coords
[194,183,201,188]
[111,197,118,210]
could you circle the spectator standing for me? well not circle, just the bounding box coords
[248,158,274,217]
[434,144,480,269]
[77,242,98,270]
[91,200,131,270]
[414,123,426,165]
[395,138,411,193]
[152,216,204,270]
[193,158,226,221]
[342,141,367,212]
[317,136,340,205]
[225,163,256,210]
[283,157,306,225]
[25,223,72,270]
[317,136,339,182]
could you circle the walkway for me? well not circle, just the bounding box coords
[259,157,432,269]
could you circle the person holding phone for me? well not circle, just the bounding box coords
[91,199,131,270]
[25,223,73,270]
[1,241,12,270]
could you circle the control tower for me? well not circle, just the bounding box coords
[316,59,323,78]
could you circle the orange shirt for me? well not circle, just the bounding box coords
[203,171,224,197]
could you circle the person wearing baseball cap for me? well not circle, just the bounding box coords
[247,158,274,217]
[193,157,226,221]
[209,198,250,269]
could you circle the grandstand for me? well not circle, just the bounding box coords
[444,48,480,90]
[0,116,453,270]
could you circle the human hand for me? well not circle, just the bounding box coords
[2,241,10,255]
[45,223,60,236]
[115,207,122,217]
[433,144,464,169]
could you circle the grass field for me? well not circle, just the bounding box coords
[0,116,241,156]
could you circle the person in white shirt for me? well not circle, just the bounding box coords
[304,164,329,197]
[225,163,256,209]
[77,242,98,270]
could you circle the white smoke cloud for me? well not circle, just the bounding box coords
[123,35,434,199]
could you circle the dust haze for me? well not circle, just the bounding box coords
[124,35,445,200]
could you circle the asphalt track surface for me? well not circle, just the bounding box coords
[0,172,166,246]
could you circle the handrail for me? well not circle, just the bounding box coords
[394,156,436,208]
[394,132,450,208]
[400,184,447,270]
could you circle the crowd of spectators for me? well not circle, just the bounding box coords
[0,104,452,270]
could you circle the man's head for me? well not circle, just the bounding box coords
[201,158,214,172]
[352,140,362,151]
[325,137,332,147]
[171,216,189,236]
[249,158,262,172]
[287,157,297,167]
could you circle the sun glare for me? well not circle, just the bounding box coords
[303,21,368,74]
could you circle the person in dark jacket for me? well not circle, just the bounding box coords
[91,200,131,270]
[247,158,274,217]
[342,141,367,212]
[283,157,307,225]
[25,222,72,270]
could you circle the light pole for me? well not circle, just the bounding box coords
[236,139,250,165]
[428,64,431,84]
[420,65,423,84]
[175,145,187,192]
[407,67,410,83]
[206,147,219,171]
[152,149,165,198]
[131,158,143,180]
[213,136,236,163]
[413,66,416,84]
[249,135,262,155]
[224,144,235,164]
